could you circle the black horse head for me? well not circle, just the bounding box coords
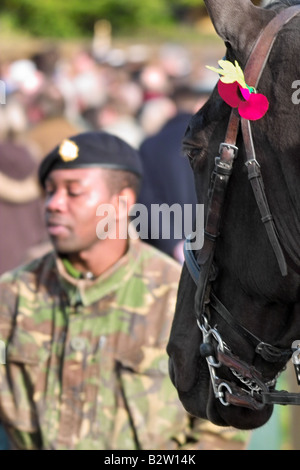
[167,0,300,430]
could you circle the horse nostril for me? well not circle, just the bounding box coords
[199,343,215,358]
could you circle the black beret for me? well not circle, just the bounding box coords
[39,131,143,187]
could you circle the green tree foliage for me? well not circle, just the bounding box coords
[0,0,206,38]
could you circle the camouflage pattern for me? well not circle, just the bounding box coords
[0,238,249,450]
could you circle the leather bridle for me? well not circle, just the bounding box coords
[184,5,300,410]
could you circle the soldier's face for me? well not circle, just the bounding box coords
[44,168,116,254]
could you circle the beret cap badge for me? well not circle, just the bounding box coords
[58,139,79,162]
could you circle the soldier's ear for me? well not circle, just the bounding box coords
[113,188,136,222]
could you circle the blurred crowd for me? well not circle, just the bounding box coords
[0,28,219,275]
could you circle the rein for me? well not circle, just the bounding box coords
[184,5,300,410]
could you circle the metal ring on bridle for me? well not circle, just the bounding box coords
[197,319,225,368]
[218,382,232,407]
[206,328,225,368]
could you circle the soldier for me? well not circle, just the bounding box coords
[0,131,249,450]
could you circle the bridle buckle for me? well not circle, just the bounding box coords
[219,142,239,159]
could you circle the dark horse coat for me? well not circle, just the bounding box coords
[167,0,300,431]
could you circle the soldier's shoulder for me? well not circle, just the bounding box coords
[135,240,182,275]
[0,251,56,286]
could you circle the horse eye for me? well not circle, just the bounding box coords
[186,148,201,161]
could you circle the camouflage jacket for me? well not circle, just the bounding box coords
[0,238,248,450]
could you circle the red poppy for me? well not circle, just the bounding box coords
[218,80,269,121]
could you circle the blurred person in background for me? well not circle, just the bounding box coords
[80,56,145,148]
[25,82,82,161]
[0,96,49,275]
[82,96,145,149]
[139,63,171,101]
[31,45,60,80]
[137,85,210,263]
[138,96,177,137]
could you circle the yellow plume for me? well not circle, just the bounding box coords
[206,60,247,89]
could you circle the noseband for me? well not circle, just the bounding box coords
[184,5,300,410]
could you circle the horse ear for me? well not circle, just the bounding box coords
[204,0,275,58]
